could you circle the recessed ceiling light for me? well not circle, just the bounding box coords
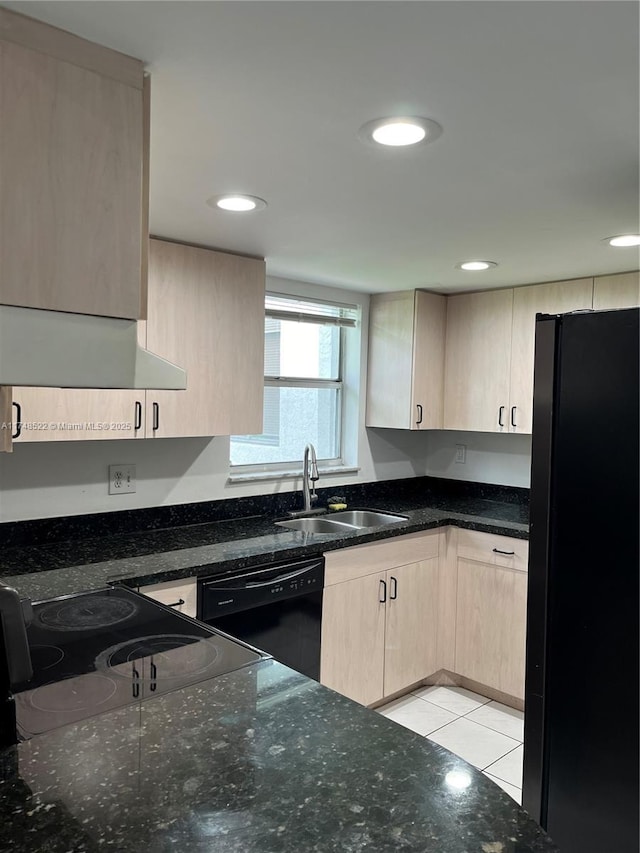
[206,194,267,212]
[456,260,498,271]
[606,234,640,247]
[358,116,443,148]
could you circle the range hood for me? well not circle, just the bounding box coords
[0,306,186,389]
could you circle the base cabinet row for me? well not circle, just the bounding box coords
[320,527,529,707]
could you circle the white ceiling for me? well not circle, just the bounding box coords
[4,1,640,294]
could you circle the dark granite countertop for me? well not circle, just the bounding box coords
[0,490,528,603]
[0,658,555,853]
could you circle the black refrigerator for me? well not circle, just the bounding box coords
[523,307,639,853]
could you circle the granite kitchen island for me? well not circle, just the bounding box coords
[0,659,556,853]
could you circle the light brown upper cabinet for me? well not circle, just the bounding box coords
[444,289,514,432]
[11,388,143,443]
[593,271,640,309]
[509,278,593,433]
[0,8,147,319]
[145,239,265,439]
[444,278,593,433]
[366,290,446,429]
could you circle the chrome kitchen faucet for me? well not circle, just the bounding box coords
[288,443,324,517]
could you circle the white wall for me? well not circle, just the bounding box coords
[0,275,532,522]
[424,431,532,488]
[0,277,436,522]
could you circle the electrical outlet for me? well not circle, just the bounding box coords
[109,464,136,495]
[455,444,466,464]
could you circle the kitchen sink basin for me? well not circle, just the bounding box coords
[328,509,409,528]
[274,517,357,533]
[275,509,409,533]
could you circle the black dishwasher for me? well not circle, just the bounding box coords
[197,557,324,681]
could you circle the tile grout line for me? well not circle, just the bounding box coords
[407,697,523,746]
[418,694,524,743]
[456,715,523,743]
[481,741,524,780]
[484,769,522,792]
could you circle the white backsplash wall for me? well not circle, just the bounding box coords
[424,431,533,488]
[0,275,437,523]
[0,268,533,522]
[0,430,435,522]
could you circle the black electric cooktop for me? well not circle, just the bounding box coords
[13,586,264,739]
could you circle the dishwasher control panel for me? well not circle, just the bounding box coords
[198,558,325,620]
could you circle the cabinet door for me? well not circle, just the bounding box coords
[0,38,143,319]
[510,278,593,433]
[12,388,142,442]
[444,289,513,432]
[320,573,386,706]
[455,559,527,700]
[593,271,640,309]
[141,578,197,619]
[146,240,265,438]
[366,290,446,430]
[383,557,439,697]
[366,291,415,428]
[410,291,446,430]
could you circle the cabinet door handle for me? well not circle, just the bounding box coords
[416,404,423,426]
[379,579,387,604]
[492,547,515,556]
[152,401,160,432]
[498,405,505,427]
[11,402,21,439]
[149,659,157,693]
[510,406,517,428]
[390,576,398,600]
[134,401,143,432]
[166,598,185,608]
[132,666,141,699]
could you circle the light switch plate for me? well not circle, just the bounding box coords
[109,464,136,494]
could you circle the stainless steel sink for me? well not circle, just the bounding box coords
[274,517,357,533]
[275,509,409,533]
[328,509,409,527]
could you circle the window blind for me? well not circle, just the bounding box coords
[265,293,358,328]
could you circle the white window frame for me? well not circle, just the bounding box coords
[229,292,359,479]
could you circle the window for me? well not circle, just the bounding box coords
[230,293,359,471]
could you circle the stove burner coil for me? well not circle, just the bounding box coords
[29,673,118,714]
[30,644,65,671]
[36,596,139,631]
[95,634,221,680]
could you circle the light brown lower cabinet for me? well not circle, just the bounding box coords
[320,531,441,706]
[320,527,528,707]
[454,558,528,700]
[139,577,198,619]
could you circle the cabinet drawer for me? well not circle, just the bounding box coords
[456,528,528,572]
[140,578,197,618]
[324,530,441,586]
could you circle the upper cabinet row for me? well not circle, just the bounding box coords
[0,9,265,445]
[13,240,265,443]
[366,271,640,434]
[0,7,146,320]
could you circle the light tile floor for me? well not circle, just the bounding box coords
[377,686,524,805]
